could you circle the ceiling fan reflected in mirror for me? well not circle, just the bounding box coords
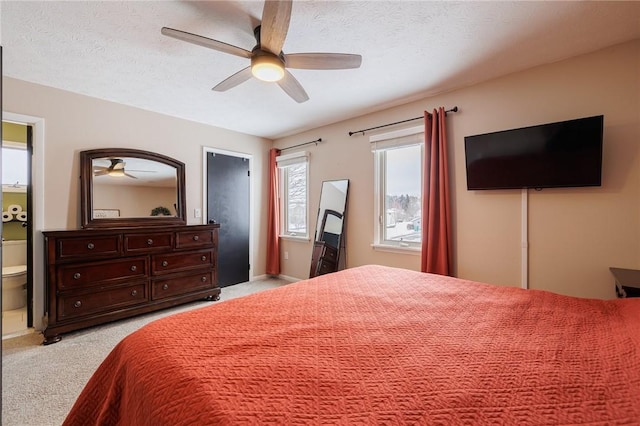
[161,0,362,103]
[93,158,155,179]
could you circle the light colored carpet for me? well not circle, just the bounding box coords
[1,277,289,426]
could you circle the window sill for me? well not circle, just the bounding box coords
[280,234,310,242]
[371,243,421,255]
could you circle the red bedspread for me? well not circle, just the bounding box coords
[64,265,640,425]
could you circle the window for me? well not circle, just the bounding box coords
[2,142,29,193]
[372,126,423,250]
[277,151,309,239]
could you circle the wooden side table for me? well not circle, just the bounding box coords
[609,267,640,298]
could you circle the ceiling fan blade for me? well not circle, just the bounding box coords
[161,27,251,59]
[124,173,138,179]
[93,166,108,172]
[277,70,309,103]
[212,67,253,92]
[94,170,109,176]
[260,0,292,54]
[285,53,362,70]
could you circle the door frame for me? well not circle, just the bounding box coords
[3,111,45,332]
[202,146,254,281]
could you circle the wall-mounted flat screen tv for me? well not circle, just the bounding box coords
[464,115,603,190]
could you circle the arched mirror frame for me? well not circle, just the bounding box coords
[80,148,186,228]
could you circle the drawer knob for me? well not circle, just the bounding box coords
[162,284,169,290]
[131,290,138,296]
[201,276,207,282]
[147,239,153,245]
[130,265,137,272]
[73,272,81,280]
[87,243,95,250]
[201,255,207,261]
[162,260,168,267]
[74,301,82,308]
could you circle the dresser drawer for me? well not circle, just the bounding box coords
[317,259,337,275]
[58,257,148,290]
[56,235,121,259]
[124,232,173,253]
[176,229,216,249]
[57,282,148,320]
[321,245,338,262]
[152,272,215,300]
[152,249,214,275]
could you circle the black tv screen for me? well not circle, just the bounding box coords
[464,115,603,190]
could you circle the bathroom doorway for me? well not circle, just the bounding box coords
[1,120,33,338]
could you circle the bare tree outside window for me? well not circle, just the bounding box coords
[383,144,422,244]
[278,152,309,239]
[285,163,307,234]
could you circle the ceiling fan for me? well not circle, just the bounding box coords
[93,159,155,179]
[161,0,362,103]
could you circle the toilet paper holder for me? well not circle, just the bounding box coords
[2,205,27,223]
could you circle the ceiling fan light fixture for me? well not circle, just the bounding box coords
[108,169,126,177]
[251,54,284,82]
[162,0,361,102]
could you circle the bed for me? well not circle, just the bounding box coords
[63,265,640,425]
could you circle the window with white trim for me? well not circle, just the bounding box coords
[372,126,423,249]
[277,151,309,239]
[2,141,28,193]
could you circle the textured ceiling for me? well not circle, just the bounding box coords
[2,1,640,139]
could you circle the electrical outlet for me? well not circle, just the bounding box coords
[194,208,201,218]
[284,251,289,260]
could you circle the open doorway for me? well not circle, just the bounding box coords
[1,121,33,338]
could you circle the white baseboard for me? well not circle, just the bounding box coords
[250,274,268,281]
[278,274,302,283]
[251,273,301,283]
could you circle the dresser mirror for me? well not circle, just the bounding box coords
[309,179,349,278]
[80,148,186,228]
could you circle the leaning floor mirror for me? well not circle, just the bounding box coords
[309,179,349,278]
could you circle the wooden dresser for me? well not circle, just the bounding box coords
[43,224,220,344]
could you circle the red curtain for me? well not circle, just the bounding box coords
[266,148,281,275]
[421,108,452,276]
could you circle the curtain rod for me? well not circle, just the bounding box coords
[348,106,458,136]
[279,138,322,152]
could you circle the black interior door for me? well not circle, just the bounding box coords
[207,152,250,287]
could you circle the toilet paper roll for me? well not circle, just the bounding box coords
[16,212,27,222]
[7,204,22,215]
[2,212,12,222]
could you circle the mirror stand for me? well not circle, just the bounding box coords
[309,180,349,278]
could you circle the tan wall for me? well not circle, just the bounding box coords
[93,184,176,217]
[3,77,272,274]
[3,39,638,303]
[275,40,640,299]
[4,78,272,332]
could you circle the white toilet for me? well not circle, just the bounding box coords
[2,240,27,311]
